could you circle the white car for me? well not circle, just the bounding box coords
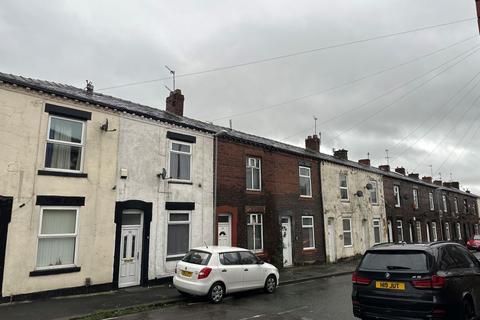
[173,246,279,303]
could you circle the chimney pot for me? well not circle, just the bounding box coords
[333,149,348,160]
[379,165,390,172]
[358,159,371,166]
[166,89,184,116]
[305,134,320,152]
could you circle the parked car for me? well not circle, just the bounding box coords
[467,235,480,251]
[352,242,480,320]
[173,246,279,303]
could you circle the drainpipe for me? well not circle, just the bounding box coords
[317,159,327,263]
[214,130,228,245]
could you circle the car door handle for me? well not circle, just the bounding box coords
[222,269,227,272]
[244,269,249,271]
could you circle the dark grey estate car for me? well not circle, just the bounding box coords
[352,242,480,320]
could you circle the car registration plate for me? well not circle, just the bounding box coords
[375,281,405,290]
[181,270,193,277]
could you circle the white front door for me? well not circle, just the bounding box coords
[119,211,143,288]
[281,216,293,267]
[327,218,336,262]
[218,214,232,246]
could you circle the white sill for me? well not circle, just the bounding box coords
[300,195,313,198]
[344,245,353,248]
[246,189,262,192]
[303,247,316,250]
[43,168,83,174]
[35,264,77,271]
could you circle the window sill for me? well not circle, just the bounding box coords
[300,196,313,200]
[38,170,88,178]
[340,199,350,203]
[303,247,316,251]
[168,180,193,185]
[166,256,184,262]
[30,266,81,277]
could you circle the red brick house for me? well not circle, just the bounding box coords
[215,132,326,267]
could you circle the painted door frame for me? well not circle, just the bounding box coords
[281,216,293,267]
[0,197,13,298]
[118,210,143,288]
[113,200,152,289]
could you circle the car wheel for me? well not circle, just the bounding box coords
[208,282,225,304]
[463,298,475,320]
[264,275,277,294]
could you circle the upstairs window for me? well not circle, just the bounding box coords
[246,157,261,191]
[442,195,448,212]
[413,189,419,210]
[339,174,349,201]
[454,198,459,214]
[299,166,312,197]
[393,185,401,207]
[464,199,468,214]
[429,192,435,211]
[45,116,84,172]
[369,181,378,204]
[169,142,191,181]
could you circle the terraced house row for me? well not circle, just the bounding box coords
[0,72,478,301]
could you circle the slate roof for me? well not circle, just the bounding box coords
[0,71,477,198]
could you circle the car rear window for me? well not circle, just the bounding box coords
[182,250,211,265]
[359,251,429,272]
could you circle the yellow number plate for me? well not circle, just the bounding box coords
[375,281,405,290]
[181,270,193,277]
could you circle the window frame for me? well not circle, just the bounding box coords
[246,213,263,253]
[413,188,419,210]
[168,140,193,182]
[429,192,435,211]
[44,115,86,173]
[373,218,381,244]
[454,197,459,214]
[301,216,315,249]
[36,206,80,270]
[464,199,468,214]
[342,218,353,247]
[445,222,451,241]
[442,195,448,212]
[396,219,404,242]
[456,222,462,240]
[369,181,378,205]
[393,185,401,208]
[415,221,422,243]
[432,222,438,242]
[246,157,262,191]
[339,173,349,201]
[166,211,191,259]
[299,166,312,198]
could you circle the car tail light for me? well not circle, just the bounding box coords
[411,275,445,289]
[352,271,371,285]
[198,267,212,279]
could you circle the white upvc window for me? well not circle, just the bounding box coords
[369,181,378,204]
[429,192,435,211]
[393,185,401,207]
[442,195,448,212]
[36,207,79,269]
[373,219,381,244]
[456,222,462,240]
[299,166,312,197]
[45,116,85,172]
[167,212,191,257]
[246,157,261,191]
[396,219,404,242]
[413,189,419,210]
[432,222,438,241]
[169,141,192,181]
[444,223,451,241]
[454,198,459,214]
[339,173,349,201]
[247,213,263,252]
[302,216,315,249]
[415,221,422,243]
[343,218,352,247]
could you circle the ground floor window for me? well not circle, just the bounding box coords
[475,224,479,235]
[415,221,422,243]
[396,220,404,242]
[387,220,393,243]
[432,222,438,241]
[247,213,263,252]
[343,218,352,247]
[456,223,462,240]
[167,212,190,257]
[37,207,79,268]
[426,223,431,242]
[302,216,315,249]
[408,223,413,243]
[373,219,381,244]
[444,223,451,241]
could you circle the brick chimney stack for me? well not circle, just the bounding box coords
[333,149,348,160]
[395,167,406,175]
[358,159,371,166]
[379,165,390,172]
[451,182,460,189]
[443,182,452,188]
[434,180,443,186]
[422,176,433,183]
[408,173,419,179]
[305,135,320,152]
[166,89,184,116]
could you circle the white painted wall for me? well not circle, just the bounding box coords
[321,161,387,262]
[116,115,214,279]
[0,86,119,296]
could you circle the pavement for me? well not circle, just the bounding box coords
[0,258,359,320]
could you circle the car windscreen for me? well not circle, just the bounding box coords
[359,251,430,272]
[182,250,211,265]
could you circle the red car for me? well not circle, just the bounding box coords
[467,235,480,251]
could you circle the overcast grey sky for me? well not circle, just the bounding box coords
[2,0,480,193]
